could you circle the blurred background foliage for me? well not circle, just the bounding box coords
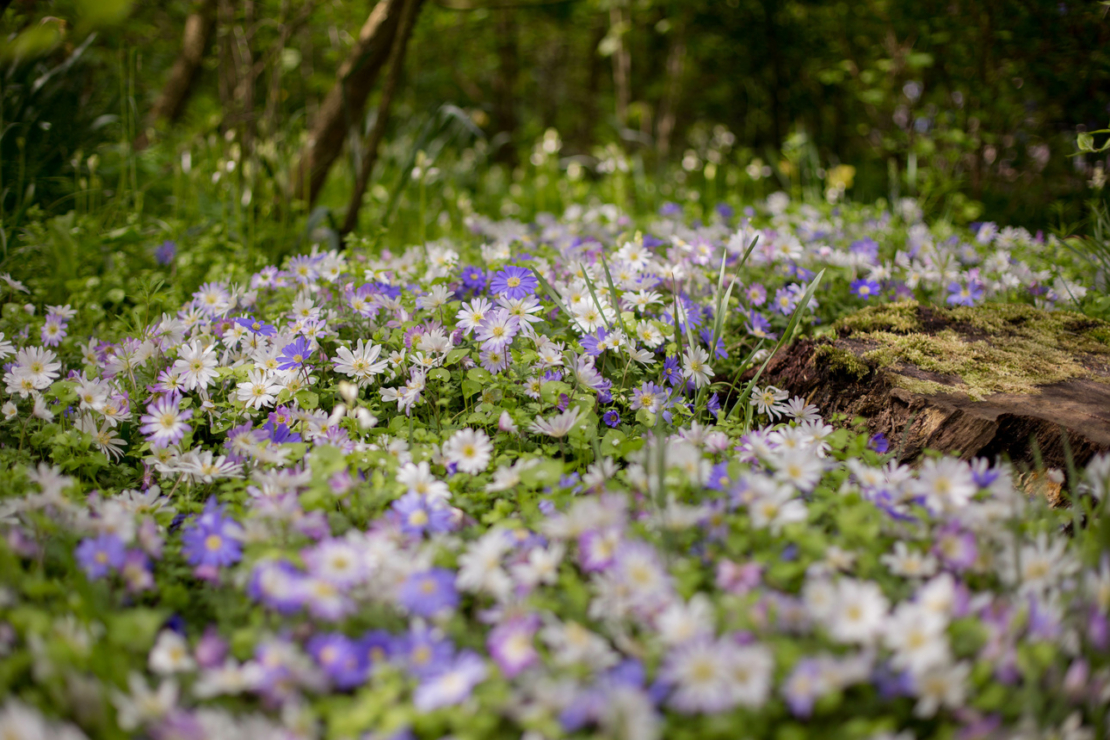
[0,0,1107,302]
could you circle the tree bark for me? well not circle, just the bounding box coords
[290,0,412,207]
[136,0,218,148]
[340,0,422,236]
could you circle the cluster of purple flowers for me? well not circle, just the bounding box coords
[1,191,1104,739]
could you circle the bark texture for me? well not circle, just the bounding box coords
[290,0,416,206]
[752,301,1110,473]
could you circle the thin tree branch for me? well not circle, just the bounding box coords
[341,0,422,236]
[434,0,577,10]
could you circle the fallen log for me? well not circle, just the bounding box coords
[758,301,1110,474]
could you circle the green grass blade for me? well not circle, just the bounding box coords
[581,268,614,333]
[598,253,629,338]
[531,267,571,318]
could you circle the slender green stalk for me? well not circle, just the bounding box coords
[598,253,629,337]
[531,268,571,317]
[581,268,613,333]
[710,235,759,353]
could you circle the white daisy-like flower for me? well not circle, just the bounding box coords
[235,369,281,410]
[442,428,493,474]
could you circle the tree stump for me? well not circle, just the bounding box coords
[760,301,1110,475]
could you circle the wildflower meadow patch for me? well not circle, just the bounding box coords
[1,195,1109,740]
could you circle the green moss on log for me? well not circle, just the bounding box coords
[813,344,871,380]
[835,301,921,334]
[832,301,1110,401]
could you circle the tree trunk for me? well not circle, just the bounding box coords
[491,8,518,166]
[572,17,607,152]
[609,1,631,127]
[136,0,218,148]
[655,19,686,159]
[233,0,256,154]
[340,0,421,237]
[290,0,412,207]
[217,0,236,135]
[762,0,783,147]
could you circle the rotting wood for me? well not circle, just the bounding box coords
[751,301,1110,476]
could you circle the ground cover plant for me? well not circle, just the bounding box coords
[3,1,1110,738]
[2,190,1110,740]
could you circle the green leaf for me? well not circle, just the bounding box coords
[107,609,165,653]
[466,367,493,384]
[76,0,134,27]
[295,389,319,410]
[540,380,572,405]
[519,459,563,488]
[601,429,626,457]
[444,348,470,366]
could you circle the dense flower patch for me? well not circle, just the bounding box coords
[0,196,1107,739]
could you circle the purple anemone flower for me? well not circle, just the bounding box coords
[413,650,488,711]
[277,336,313,371]
[139,394,193,449]
[397,624,455,678]
[75,533,126,579]
[398,568,459,617]
[308,633,367,690]
[868,433,890,454]
[233,316,277,336]
[947,280,984,306]
[745,283,767,306]
[661,356,682,387]
[746,310,776,340]
[359,629,397,667]
[181,497,244,568]
[154,240,177,266]
[487,616,540,678]
[580,328,609,357]
[782,658,825,717]
[851,278,881,300]
[460,266,487,291]
[392,492,453,537]
[489,265,538,300]
[247,559,306,614]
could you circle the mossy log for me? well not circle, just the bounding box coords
[759,301,1110,472]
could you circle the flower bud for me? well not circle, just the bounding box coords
[338,380,358,406]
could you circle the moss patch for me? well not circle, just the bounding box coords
[813,344,871,381]
[835,301,921,334]
[888,374,955,396]
[835,301,1110,400]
